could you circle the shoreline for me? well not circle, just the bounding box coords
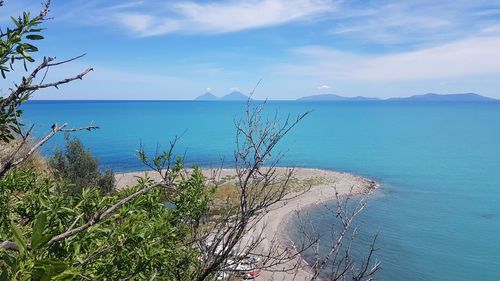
[115,167,378,280]
[234,168,377,280]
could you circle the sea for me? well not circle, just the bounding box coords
[22,100,500,281]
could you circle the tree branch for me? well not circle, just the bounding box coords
[0,240,18,252]
[23,67,93,91]
[1,54,91,110]
[0,123,98,178]
[0,180,160,252]
[47,181,167,246]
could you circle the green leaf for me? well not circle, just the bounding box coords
[51,268,80,280]
[32,259,70,281]
[10,17,21,29]
[23,12,30,24]
[24,43,39,51]
[26,34,44,40]
[9,222,26,255]
[0,251,17,281]
[31,213,48,249]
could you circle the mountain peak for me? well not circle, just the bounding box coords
[221,91,250,101]
[194,91,251,101]
[297,93,497,102]
[195,92,218,101]
[387,93,496,102]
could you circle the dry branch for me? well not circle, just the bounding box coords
[0,123,98,178]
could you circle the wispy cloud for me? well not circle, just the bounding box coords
[324,1,500,47]
[317,85,330,90]
[96,0,336,37]
[280,34,500,81]
[51,0,500,47]
[20,0,500,99]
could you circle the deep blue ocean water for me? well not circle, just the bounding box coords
[22,100,500,280]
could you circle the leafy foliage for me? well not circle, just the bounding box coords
[0,3,213,279]
[0,160,213,280]
[0,4,46,78]
[0,2,49,143]
[0,2,373,280]
[48,138,115,195]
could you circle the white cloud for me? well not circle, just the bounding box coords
[322,1,500,46]
[112,12,180,36]
[229,87,240,92]
[106,1,145,11]
[281,34,500,82]
[329,16,450,45]
[52,0,500,47]
[206,87,212,92]
[99,0,335,36]
[327,2,452,45]
[317,85,330,90]
[358,36,500,80]
[480,24,500,34]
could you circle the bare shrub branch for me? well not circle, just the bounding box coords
[292,188,381,281]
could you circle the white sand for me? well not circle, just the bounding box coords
[115,168,377,280]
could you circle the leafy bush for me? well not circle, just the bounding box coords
[0,163,211,280]
[0,3,220,280]
[49,138,115,195]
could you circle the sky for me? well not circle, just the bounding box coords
[1,0,500,100]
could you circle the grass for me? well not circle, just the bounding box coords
[210,174,326,210]
[0,139,48,173]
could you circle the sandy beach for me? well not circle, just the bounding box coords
[115,168,377,280]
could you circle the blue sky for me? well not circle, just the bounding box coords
[1,0,500,100]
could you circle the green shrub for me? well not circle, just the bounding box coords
[49,138,115,195]
[0,161,209,280]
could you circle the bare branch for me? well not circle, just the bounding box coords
[0,240,18,252]
[1,54,91,110]
[23,67,93,91]
[46,53,86,67]
[0,123,98,178]
[193,99,312,280]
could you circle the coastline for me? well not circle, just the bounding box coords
[234,168,377,281]
[115,168,378,280]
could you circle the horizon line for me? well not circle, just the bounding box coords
[26,92,500,102]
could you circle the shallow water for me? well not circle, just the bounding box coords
[23,100,500,280]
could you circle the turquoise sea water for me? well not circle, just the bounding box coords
[23,100,500,280]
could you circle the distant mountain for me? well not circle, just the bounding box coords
[197,92,497,102]
[297,93,497,102]
[220,91,250,101]
[297,94,380,101]
[195,92,218,101]
[387,93,497,102]
[194,91,251,101]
